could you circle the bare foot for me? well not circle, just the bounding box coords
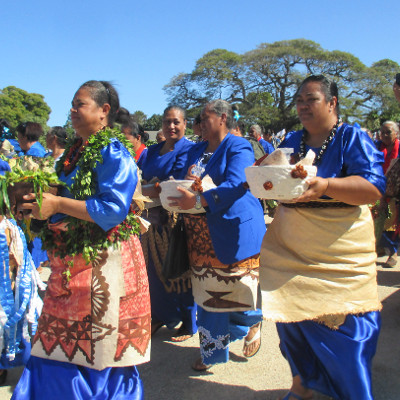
[191,358,212,371]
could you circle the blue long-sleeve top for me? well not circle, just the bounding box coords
[141,137,194,182]
[51,139,137,232]
[181,133,266,264]
[280,123,386,195]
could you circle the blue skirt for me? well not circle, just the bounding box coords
[197,306,263,365]
[277,311,381,400]
[11,356,144,400]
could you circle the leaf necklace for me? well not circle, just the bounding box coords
[42,127,140,280]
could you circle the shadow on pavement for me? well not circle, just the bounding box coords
[372,288,400,399]
[377,269,400,287]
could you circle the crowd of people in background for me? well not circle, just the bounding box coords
[0,75,399,399]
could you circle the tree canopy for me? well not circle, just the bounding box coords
[143,114,163,131]
[164,39,400,131]
[0,86,51,130]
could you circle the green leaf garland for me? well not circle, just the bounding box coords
[39,127,140,273]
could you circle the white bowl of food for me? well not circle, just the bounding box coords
[159,180,205,214]
[245,164,317,200]
[245,148,317,201]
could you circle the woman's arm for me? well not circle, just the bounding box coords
[294,175,382,205]
[200,140,254,214]
[22,193,94,221]
[22,140,137,230]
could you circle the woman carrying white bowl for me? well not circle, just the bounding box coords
[260,75,385,400]
[168,100,266,370]
[140,106,198,342]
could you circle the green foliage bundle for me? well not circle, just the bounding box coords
[0,156,63,218]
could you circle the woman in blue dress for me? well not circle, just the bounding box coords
[260,75,385,400]
[12,80,151,400]
[140,106,197,342]
[168,100,266,370]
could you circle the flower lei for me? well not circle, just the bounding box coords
[62,137,87,175]
[38,127,140,280]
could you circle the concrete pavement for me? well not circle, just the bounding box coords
[1,254,399,399]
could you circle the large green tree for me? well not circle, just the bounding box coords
[359,59,400,129]
[164,39,399,131]
[164,49,246,110]
[243,40,367,129]
[0,86,51,129]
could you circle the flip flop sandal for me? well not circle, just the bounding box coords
[171,326,193,342]
[243,323,261,358]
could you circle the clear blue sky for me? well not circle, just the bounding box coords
[1,0,399,127]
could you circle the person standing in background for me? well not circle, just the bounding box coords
[45,126,68,163]
[141,106,197,342]
[249,124,274,154]
[16,122,46,157]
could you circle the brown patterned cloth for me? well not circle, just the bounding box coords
[184,214,259,312]
[31,235,151,370]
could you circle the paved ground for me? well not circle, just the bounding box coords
[1,254,399,399]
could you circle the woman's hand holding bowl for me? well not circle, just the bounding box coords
[293,177,329,202]
[167,186,196,210]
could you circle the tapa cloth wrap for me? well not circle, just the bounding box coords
[31,235,151,370]
[184,214,259,313]
[260,204,381,323]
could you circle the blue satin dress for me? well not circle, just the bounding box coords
[141,137,198,334]
[276,124,385,399]
[12,139,145,400]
